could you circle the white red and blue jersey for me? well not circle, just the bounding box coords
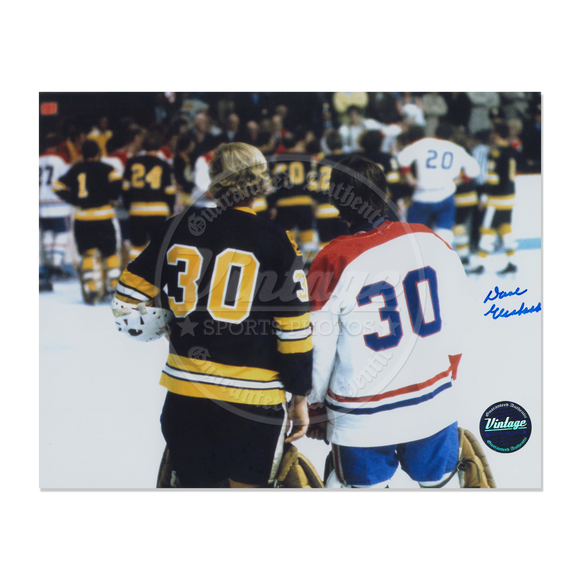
[397,137,480,203]
[306,220,469,447]
[39,152,70,218]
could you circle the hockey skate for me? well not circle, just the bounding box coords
[465,264,484,275]
[39,278,53,292]
[497,262,517,275]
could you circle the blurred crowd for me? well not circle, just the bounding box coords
[44,91,541,176]
[39,92,541,295]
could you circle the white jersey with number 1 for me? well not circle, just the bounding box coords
[397,137,480,203]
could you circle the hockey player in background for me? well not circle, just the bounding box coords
[39,134,72,291]
[466,123,519,275]
[268,135,318,260]
[306,156,471,488]
[112,143,312,488]
[397,123,480,248]
[52,140,123,304]
[122,132,176,261]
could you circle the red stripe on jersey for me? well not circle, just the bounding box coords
[202,151,215,163]
[307,221,451,311]
[327,353,462,404]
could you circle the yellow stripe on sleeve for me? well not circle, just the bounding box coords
[52,180,67,192]
[119,270,161,300]
[274,313,311,332]
[277,336,313,354]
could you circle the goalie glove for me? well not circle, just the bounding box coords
[112,297,174,342]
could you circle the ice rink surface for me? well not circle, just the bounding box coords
[40,175,542,490]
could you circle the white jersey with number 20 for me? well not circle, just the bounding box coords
[397,137,480,203]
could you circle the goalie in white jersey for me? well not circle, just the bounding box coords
[306,156,471,488]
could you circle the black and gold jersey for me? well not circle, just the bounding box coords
[123,153,176,217]
[485,144,517,210]
[267,154,316,209]
[306,152,347,215]
[454,172,478,208]
[360,150,403,201]
[52,160,122,221]
[114,205,313,405]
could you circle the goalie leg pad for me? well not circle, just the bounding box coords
[157,445,181,488]
[275,443,324,488]
[457,428,496,488]
[422,428,496,488]
[104,253,121,293]
[80,250,105,304]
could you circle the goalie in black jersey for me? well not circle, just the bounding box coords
[112,142,313,488]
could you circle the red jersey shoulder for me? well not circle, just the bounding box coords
[40,151,68,163]
[307,221,450,310]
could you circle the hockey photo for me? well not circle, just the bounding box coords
[39,92,542,490]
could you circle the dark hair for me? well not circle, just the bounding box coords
[127,126,144,142]
[360,130,384,153]
[405,125,425,144]
[282,134,297,149]
[44,133,61,149]
[325,130,342,151]
[81,139,100,160]
[328,156,389,226]
[494,122,510,140]
[435,122,454,140]
[306,139,321,155]
[176,133,195,153]
[143,131,162,151]
[347,105,361,116]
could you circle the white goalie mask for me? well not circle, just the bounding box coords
[112,297,174,342]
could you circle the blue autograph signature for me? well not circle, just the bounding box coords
[483,286,541,319]
[483,286,527,304]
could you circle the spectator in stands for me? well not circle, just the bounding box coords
[441,92,472,132]
[397,93,425,128]
[224,113,241,142]
[338,105,369,153]
[88,116,113,157]
[242,120,275,155]
[235,92,271,123]
[507,118,524,152]
[422,92,448,137]
[520,102,541,173]
[500,92,530,121]
[58,126,87,165]
[367,92,401,125]
[193,111,221,157]
[173,133,196,208]
[467,92,500,135]
[489,106,506,131]
[271,113,289,152]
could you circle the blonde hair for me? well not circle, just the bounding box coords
[209,142,269,202]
